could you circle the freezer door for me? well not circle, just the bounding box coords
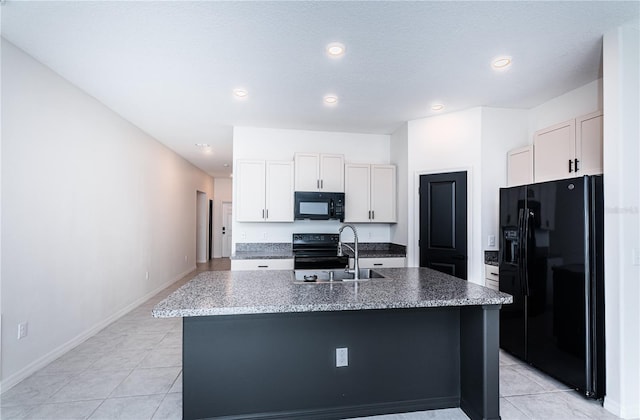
[499,186,527,360]
[526,177,590,394]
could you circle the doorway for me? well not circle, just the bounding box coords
[196,191,208,263]
[419,171,468,279]
[221,201,233,258]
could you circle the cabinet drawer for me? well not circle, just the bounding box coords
[485,265,499,281]
[231,259,294,271]
[350,257,406,269]
[485,278,499,291]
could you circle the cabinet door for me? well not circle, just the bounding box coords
[294,153,320,191]
[534,119,576,182]
[507,145,534,186]
[371,165,396,223]
[236,160,266,222]
[265,161,294,222]
[320,154,345,192]
[344,164,371,223]
[576,111,603,176]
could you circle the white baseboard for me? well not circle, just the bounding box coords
[604,395,640,419]
[0,267,194,394]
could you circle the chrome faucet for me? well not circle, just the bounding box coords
[337,224,360,280]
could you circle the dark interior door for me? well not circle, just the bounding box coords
[419,171,467,279]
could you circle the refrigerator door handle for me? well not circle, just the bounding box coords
[517,208,526,295]
[523,209,532,296]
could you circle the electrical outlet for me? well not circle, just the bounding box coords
[184,255,188,262]
[145,271,149,280]
[488,235,496,247]
[336,347,348,367]
[18,322,28,340]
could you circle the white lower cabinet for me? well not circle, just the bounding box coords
[231,259,294,271]
[349,257,406,269]
[484,264,499,291]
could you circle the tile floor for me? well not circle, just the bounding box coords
[1,258,618,420]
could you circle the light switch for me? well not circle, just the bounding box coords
[488,235,496,247]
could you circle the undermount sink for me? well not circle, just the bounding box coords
[294,268,384,283]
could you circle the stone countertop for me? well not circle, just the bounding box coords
[152,267,512,318]
[340,243,406,258]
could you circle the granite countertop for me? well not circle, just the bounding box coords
[232,243,293,260]
[231,242,406,260]
[340,243,406,258]
[152,267,512,318]
[484,250,499,266]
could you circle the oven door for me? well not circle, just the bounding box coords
[294,253,348,270]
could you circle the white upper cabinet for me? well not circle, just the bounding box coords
[236,160,293,222]
[294,153,344,192]
[575,111,604,176]
[345,164,396,223]
[344,164,370,223]
[507,145,534,186]
[534,119,576,182]
[534,111,603,183]
[265,161,295,222]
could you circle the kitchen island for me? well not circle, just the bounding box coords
[153,267,512,420]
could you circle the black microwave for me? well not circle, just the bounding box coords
[294,192,345,221]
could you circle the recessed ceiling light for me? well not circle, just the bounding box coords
[431,104,444,111]
[195,143,211,148]
[492,56,512,70]
[323,95,339,105]
[326,42,346,57]
[233,88,248,98]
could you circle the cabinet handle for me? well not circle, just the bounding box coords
[262,209,265,219]
[374,263,383,266]
[490,272,498,276]
[372,210,375,220]
[317,179,320,189]
[568,159,573,173]
[321,179,324,189]
[575,158,580,172]
[265,209,269,219]
[368,210,371,219]
[258,265,268,268]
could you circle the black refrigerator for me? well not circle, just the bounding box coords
[499,175,605,399]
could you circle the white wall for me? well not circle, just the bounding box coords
[407,108,483,281]
[528,79,602,137]
[405,107,528,283]
[212,177,232,258]
[0,40,214,389]
[232,126,391,246]
[602,23,640,419]
[480,108,529,252]
[390,122,408,246]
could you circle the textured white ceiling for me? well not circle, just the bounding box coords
[2,1,638,177]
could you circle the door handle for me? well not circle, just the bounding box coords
[452,255,466,261]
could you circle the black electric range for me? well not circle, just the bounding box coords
[292,233,348,270]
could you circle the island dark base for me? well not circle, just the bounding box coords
[183,305,500,420]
